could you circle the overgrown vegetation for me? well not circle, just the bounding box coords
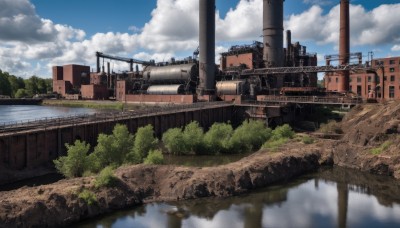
[301,135,315,144]
[94,166,118,188]
[54,124,162,178]
[319,120,343,134]
[144,150,164,165]
[370,141,392,155]
[78,189,97,206]
[0,69,52,97]
[262,124,295,151]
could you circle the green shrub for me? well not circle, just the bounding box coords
[144,150,164,165]
[203,122,233,154]
[78,189,97,206]
[54,140,91,178]
[230,120,272,153]
[262,138,289,151]
[94,166,118,188]
[271,124,295,140]
[183,121,205,154]
[162,128,187,155]
[371,141,392,155]
[302,135,315,144]
[128,125,158,163]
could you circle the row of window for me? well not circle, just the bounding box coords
[349,85,397,98]
[375,60,399,65]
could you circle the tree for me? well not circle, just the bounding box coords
[144,150,164,165]
[271,124,295,140]
[203,122,233,154]
[14,89,28,98]
[0,72,11,96]
[183,121,205,154]
[230,120,272,153]
[54,140,91,178]
[162,128,187,155]
[128,125,158,163]
[8,75,25,97]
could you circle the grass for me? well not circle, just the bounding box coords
[78,189,97,205]
[319,120,343,134]
[43,100,126,110]
[302,135,315,144]
[262,138,289,152]
[370,141,392,155]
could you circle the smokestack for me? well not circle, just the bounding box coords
[198,0,215,95]
[263,0,284,67]
[338,0,350,92]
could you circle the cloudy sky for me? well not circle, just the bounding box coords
[0,0,399,78]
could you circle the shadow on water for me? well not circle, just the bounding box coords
[74,167,400,228]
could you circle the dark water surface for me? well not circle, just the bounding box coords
[76,167,400,228]
[0,105,100,123]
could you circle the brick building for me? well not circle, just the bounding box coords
[325,56,400,100]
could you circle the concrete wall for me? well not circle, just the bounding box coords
[0,105,243,171]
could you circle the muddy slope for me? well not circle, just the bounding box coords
[332,101,400,178]
[0,148,326,227]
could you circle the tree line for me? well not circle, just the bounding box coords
[0,69,52,98]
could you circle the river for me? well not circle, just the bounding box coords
[0,105,100,124]
[75,167,400,228]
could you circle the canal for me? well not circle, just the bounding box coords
[75,167,400,228]
[0,105,102,124]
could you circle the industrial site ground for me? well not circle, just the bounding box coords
[1,101,400,227]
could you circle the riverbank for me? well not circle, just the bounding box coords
[0,144,327,227]
[0,98,42,105]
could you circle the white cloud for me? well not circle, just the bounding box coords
[392,45,400,52]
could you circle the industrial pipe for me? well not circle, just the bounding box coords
[338,0,350,92]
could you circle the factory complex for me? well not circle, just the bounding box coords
[52,0,399,103]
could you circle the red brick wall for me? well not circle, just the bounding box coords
[224,53,254,69]
[63,65,90,87]
[52,66,63,81]
[81,84,108,100]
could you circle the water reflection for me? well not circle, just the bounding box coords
[76,167,400,228]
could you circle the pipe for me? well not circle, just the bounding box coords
[338,0,350,92]
[198,0,215,95]
[263,0,284,67]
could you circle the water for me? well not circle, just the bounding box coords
[0,105,100,124]
[76,167,400,228]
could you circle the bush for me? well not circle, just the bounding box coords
[230,120,272,153]
[162,128,187,155]
[302,135,315,144]
[183,121,205,154]
[144,149,164,165]
[128,125,158,163]
[78,189,97,206]
[319,120,343,134]
[203,122,233,154]
[89,124,134,172]
[271,124,295,140]
[94,166,118,188]
[262,138,289,151]
[54,140,91,178]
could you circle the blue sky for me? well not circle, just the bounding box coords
[1,0,399,78]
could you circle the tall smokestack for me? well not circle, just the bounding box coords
[198,0,215,95]
[263,0,284,67]
[338,0,350,92]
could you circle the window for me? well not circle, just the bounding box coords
[357,77,361,83]
[376,76,380,83]
[367,85,371,94]
[349,77,353,82]
[357,86,362,96]
[336,77,338,83]
[384,76,387,81]
[391,75,395,82]
[390,68,395,72]
[349,85,352,92]
[368,76,371,82]
[390,60,395,65]
[389,86,395,98]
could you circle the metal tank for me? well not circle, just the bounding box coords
[147,84,185,95]
[143,63,198,84]
[263,0,284,67]
[198,0,216,95]
[216,80,250,96]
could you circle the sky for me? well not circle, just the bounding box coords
[0,0,400,78]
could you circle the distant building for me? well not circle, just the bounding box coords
[52,64,108,100]
[325,56,400,100]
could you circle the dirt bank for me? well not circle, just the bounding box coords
[0,146,327,227]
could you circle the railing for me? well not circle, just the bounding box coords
[240,96,362,106]
[0,102,232,134]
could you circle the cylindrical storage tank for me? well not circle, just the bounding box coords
[216,80,249,95]
[147,84,185,95]
[143,63,198,84]
[263,0,284,67]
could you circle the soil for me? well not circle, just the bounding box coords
[2,101,400,227]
